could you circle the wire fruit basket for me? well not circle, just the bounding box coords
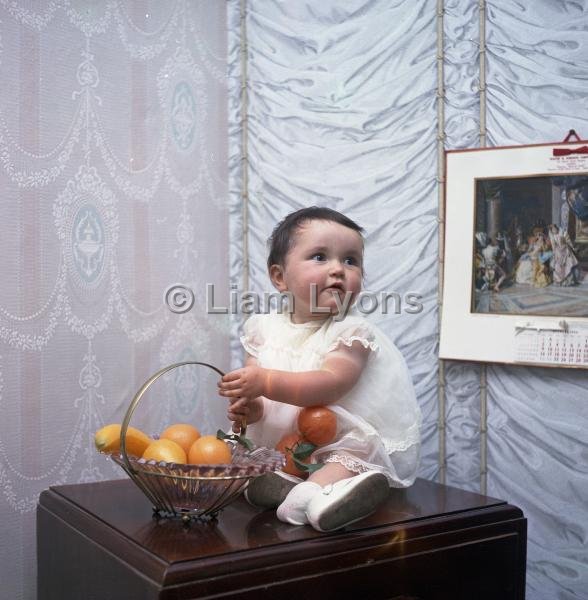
[111,361,284,522]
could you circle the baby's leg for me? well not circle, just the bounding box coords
[307,461,355,486]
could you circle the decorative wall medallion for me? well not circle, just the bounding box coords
[158,47,207,155]
[54,165,119,291]
[171,81,197,151]
[72,204,104,285]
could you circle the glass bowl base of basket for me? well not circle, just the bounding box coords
[111,441,284,523]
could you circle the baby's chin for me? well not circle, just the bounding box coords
[319,301,356,319]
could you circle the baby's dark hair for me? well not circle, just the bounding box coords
[267,206,364,269]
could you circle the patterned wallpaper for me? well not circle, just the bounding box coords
[0,2,229,599]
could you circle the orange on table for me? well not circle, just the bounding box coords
[188,435,232,465]
[276,432,309,478]
[160,423,200,455]
[297,406,337,446]
[142,439,187,464]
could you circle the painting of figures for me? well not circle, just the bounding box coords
[473,174,588,317]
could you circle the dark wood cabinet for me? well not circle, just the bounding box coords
[37,477,526,599]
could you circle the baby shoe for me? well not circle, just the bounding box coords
[276,481,322,526]
[244,471,303,509]
[306,471,389,532]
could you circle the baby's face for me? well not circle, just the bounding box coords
[271,219,363,323]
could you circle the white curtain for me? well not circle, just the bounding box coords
[484,3,588,599]
[0,2,229,599]
[228,2,588,600]
[228,0,441,481]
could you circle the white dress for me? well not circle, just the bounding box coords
[241,310,422,488]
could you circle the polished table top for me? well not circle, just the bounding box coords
[41,476,508,565]
[39,476,526,599]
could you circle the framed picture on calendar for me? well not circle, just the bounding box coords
[439,138,588,366]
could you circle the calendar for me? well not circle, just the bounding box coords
[514,320,588,367]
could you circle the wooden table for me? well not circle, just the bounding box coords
[37,477,526,599]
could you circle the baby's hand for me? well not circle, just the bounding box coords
[225,394,264,431]
[227,396,250,431]
[218,366,266,399]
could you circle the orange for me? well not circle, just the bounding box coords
[297,406,337,446]
[160,423,201,455]
[142,439,187,464]
[276,432,310,478]
[188,435,232,465]
[94,424,152,457]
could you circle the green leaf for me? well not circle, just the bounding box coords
[236,435,255,451]
[217,429,255,451]
[292,457,324,474]
[292,441,316,460]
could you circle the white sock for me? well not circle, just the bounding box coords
[276,481,322,526]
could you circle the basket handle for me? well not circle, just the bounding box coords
[120,361,246,473]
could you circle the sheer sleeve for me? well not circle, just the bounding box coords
[324,318,379,355]
[239,314,265,358]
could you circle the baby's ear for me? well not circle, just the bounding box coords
[269,264,287,291]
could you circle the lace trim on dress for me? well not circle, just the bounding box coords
[324,453,371,474]
[382,423,421,453]
[325,336,379,354]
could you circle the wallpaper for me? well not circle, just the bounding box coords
[0,2,229,599]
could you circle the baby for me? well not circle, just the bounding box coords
[218,207,421,531]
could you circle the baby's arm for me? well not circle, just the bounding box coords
[219,342,369,408]
[226,355,264,429]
